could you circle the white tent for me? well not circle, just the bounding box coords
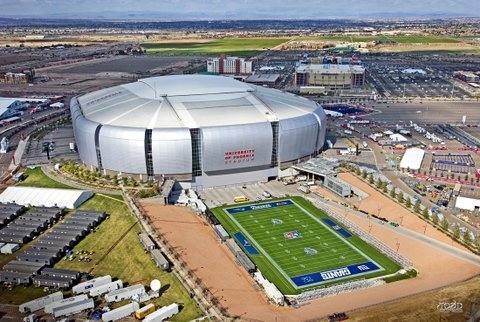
[0,186,93,209]
[389,133,408,142]
[455,196,480,211]
[399,147,425,170]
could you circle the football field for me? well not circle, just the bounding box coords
[212,196,400,295]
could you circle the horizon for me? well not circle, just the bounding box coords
[0,0,478,20]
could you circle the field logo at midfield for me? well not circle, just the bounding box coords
[271,218,283,225]
[304,247,317,256]
[226,199,294,215]
[284,230,302,240]
[291,261,381,287]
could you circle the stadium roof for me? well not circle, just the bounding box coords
[0,187,93,209]
[399,147,425,170]
[295,64,365,74]
[76,75,322,129]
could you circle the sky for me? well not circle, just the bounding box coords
[0,0,478,20]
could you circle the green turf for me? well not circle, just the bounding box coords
[17,167,73,189]
[142,37,288,56]
[212,196,401,295]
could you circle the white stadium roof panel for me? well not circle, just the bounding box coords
[0,187,93,209]
[77,75,321,129]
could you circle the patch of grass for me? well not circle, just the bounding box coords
[142,37,288,56]
[17,167,73,189]
[212,196,401,295]
[55,195,202,321]
[384,269,418,283]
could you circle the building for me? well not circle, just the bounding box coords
[0,98,28,120]
[323,176,351,197]
[71,75,327,188]
[453,71,479,83]
[0,69,34,84]
[245,73,280,86]
[399,147,425,171]
[0,187,93,209]
[207,56,252,75]
[295,64,365,90]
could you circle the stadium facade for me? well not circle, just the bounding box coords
[70,75,326,188]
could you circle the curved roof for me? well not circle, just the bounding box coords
[77,75,322,129]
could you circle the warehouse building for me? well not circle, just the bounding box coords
[295,63,365,90]
[71,75,327,188]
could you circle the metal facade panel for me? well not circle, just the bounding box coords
[71,99,98,168]
[313,107,327,150]
[98,125,146,174]
[151,128,192,175]
[201,123,273,172]
[278,114,319,162]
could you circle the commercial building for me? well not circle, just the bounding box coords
[399,147,425,171]
[295,64,365,90]
[0,187,93,209]
[245,73,280,86]
[71,75,327,188]
[207,56,252,75]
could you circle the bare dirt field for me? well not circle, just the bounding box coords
[338,172,469,251]
[142,200,480,321]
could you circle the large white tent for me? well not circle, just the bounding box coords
[455,196,480,211]
[0,186,93,209]
[399,147,425,170]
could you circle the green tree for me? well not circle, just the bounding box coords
[405,198,412,208]
[368,174,374,184]
[474,235,480,249]
[413,201,421,213]
[390,188,396,199]
[362,170,367,179]
[397,191,404,204]
[376,178,383,189]
[355,167,361,176]
[440,217,449,231]
[432,213,439,225]
[463,230,472,244]
[453,225,461,240]
[422,208,429,219]
[382,184,388,193]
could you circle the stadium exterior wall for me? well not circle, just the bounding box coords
[70,76,327,187]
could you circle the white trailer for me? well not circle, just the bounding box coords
[101,302,139,322]
[72,275,111,294]
[89,280,123,297]
[143,303,179,322]
[104,284,145,303]
[44,294,88,314]
[52,298,94,318]
[1,243,20,254]
[19,291,63,313]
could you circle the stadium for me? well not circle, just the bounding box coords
[70,75,327,188]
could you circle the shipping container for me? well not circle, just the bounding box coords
[89,280,123,297]
[143,303,179,322]
[135,303,156,319]
[105,284,145,303]
[52,298,94,318]
[72,275,111,294]
[101,302,139,322]
[19,291,63,313]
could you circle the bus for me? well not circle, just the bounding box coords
[233,196,249,203]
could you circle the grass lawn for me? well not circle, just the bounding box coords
[17,167,73,189]
[2,169,203,320]
[142,37,288,56]
[212,196,401,295]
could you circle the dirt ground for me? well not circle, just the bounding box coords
[338,172,469,251]
[141,196,480,322]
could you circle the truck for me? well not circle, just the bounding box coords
[143,303,179,322]
[19,291,63,313]
[72,275,111,294]
[298,185,310,194]
[135,303,156,319]
[89,280,123,297]
[101,302,139,322]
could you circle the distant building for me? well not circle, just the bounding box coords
[295,63,365,90]
[245,73,280,86]
[0,98,28,120]
[207,55,252,75]
[0,69,35,84]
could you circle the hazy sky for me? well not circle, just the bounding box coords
[0,0,478,19]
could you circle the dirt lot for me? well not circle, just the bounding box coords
[338,172,469,251]
[142,200,480,321]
